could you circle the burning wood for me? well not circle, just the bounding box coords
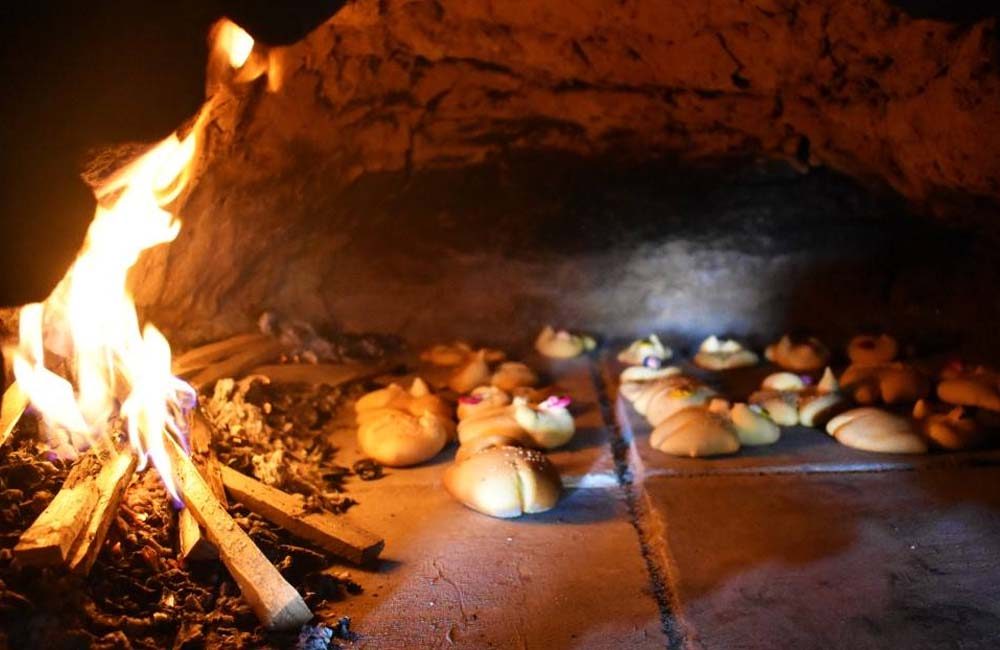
[166,437,312,630]
[248,363,385,387]
[220,465,383,565]
[14,450,111,566]
[66,451,138,575]
[0,381,29,449]
[187,338,287,391]
[172,332,270,377]
[178,410,228,560]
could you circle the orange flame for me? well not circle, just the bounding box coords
[9,20,255,501]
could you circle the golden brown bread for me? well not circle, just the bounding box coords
[649,407,740,457]
[444,446,562,518]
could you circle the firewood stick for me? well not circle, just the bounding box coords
[67,451,137,575]
[172,332,269,377]
[14,450,106,566]
[188,339,286,391]
[219,465,384,565]
[247,363,385,387]
[0,381,29,450]
[166,438,312,631]
[178,410,228,561]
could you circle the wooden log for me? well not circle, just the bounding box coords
[220,464,384,565]
[167,438,312,631]
[13,451,105,566]
[178,410,228,561]
[188,338,286,391]
[0,381,29,449]
[172,333,269,377]
[66,451,138,575]
[247,363,384,387]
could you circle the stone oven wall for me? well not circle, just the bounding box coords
[121,0,999,352]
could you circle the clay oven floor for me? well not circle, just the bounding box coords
[316,356,1000,648]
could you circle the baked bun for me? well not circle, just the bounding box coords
[422,342,505,366]
[457,406,533,447]
[619,364,682,386]
[693,336,758,370]
[847,334,898,365]
[748,391,800,426]
[730,403,780,445]
[937,376,1000,412]
[645,378,717,426]
[457,386,511,421]
[449,350,492,393]
[825,408,927,454]
[491,362,539,392]
[513,396,575,449]
[649,407,740,457]
[356,378,453,420]
[761,372,807,392]
[534,326,596,359]
[357,410,449,466]
[444,446,562,518]
[764,335,830,373]
[912,400,987,450]
[617,335,672,365]
[839,363,928,405]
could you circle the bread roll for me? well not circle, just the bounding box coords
[491,362,538,392]
[937,377,1000,412]
[730,403,780,445]
[449,350,492,393]
[650,407,740,457]
[513,396,575,449]
[645,379,717,427]
[825,408,927,454]
[457,406,531,447]
[357,409,449,466]
[617,335,672,365]
[356,378,452,420]
[444,446,562,518]
[764,335,829,373]
[847,334,898,365]
[693,336,759,370]
[761,372,807,392]
[421,342,473,366]
[912,400,986,450]
[840,363,928,405]
[748,390,800,426]
[619,364,682,386]
[534,326,596,359]
[457,386,511,421]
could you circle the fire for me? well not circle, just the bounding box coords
[8,20,255,501]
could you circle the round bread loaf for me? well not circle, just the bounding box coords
[847,334,898,365]
[825,408,927,454]
[693,336,759,370]
[534,326,595,359]
[617,335,672,365]
[645,380,717,427]
[444,446,562,518]
[937,377,1000,412]
[839,363,928,405]
[449,350,492,393]
[357,409,449,466]
[913,401,986,451]
[457,386,511,421]
[513,398,575,449]
[764,335,829,373]
[620,365,681,385]
[730,403,780,445]
[649,407,740,457]
[491,362,538,392]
